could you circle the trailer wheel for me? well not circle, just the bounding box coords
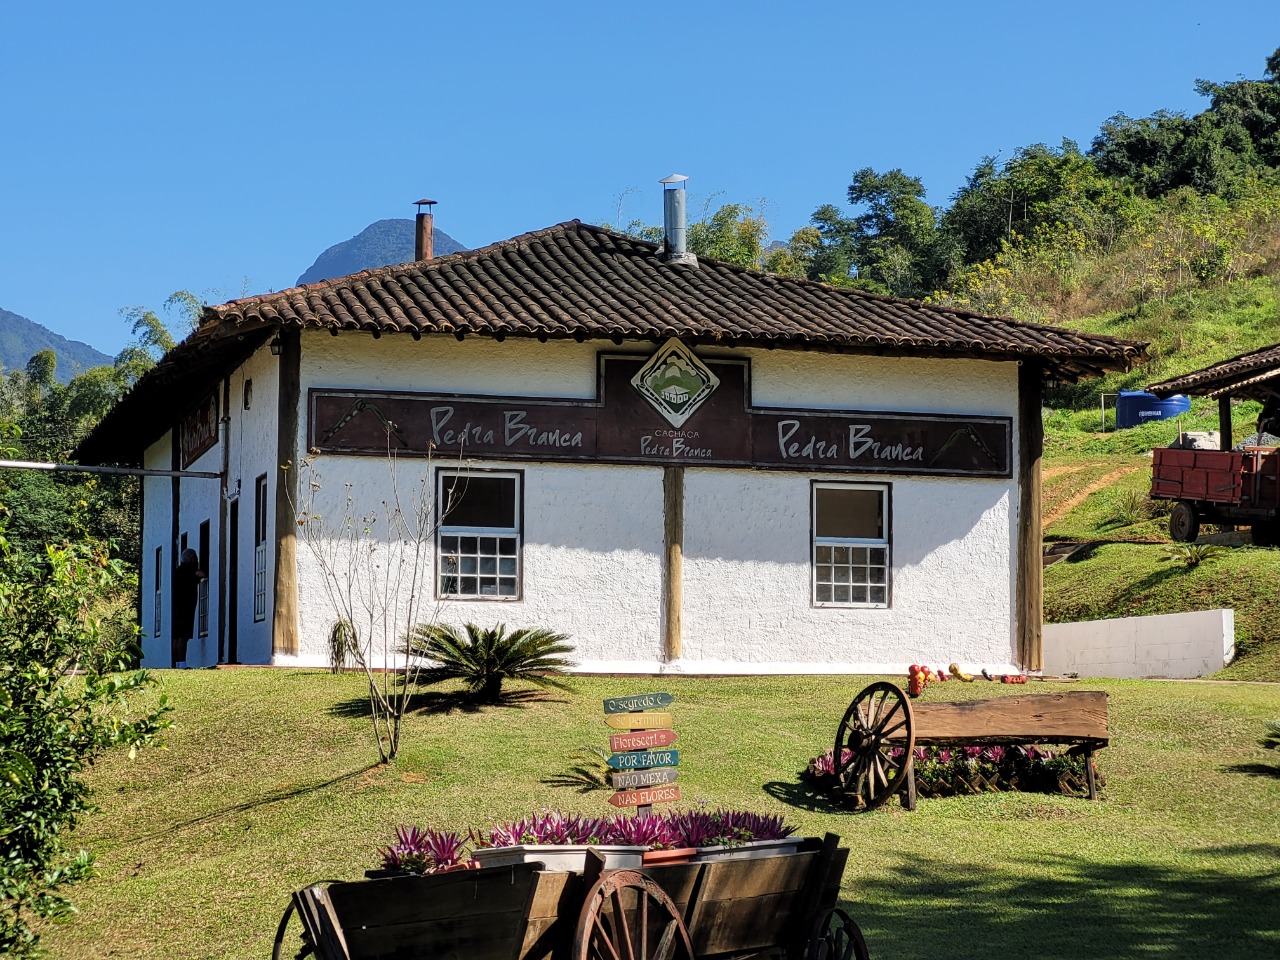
[1252,520,1280,548]
[1170,502,1200,542]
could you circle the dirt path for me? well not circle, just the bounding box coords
[1043,462,1097,481]
[1042,465,1145,532]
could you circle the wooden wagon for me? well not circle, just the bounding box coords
[831,682,1109,811]
[272,833,865,960]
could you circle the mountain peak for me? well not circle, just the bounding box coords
[296,218,466,286]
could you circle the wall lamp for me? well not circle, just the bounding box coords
[269,336,283,356]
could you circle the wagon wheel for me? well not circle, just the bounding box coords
[833,681,915,811]
[805,907,870,960]
[1169,501,1200,542]
[573,870,697,960]
[270,899,315,960]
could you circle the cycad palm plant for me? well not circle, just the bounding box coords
[405,622,576,702]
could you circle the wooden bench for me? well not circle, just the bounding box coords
[833,682,1109,812]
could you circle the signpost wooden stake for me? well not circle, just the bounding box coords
[602,693,678,817]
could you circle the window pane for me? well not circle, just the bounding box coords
[833,585,851,603]
[460,556,477,574]
[499,538,517,556]
[499,580,518,596]
[870,586,886,604]
[499,558,516,575]
[460,536,478,554]
[851,586,868,604]
[870,548,886,565]
[816,583,833,603]
[816,487,882,539]
[833,546,850,565]
[440,535,459,553]
[479,556,497,575]
[441,475,517,528]
[460,576,477,594]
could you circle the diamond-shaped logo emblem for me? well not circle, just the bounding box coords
[631,339,720,428]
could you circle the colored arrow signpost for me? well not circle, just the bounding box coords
[611,767,678,790]
[607,750,678,770]
[603,712,674,730]
[609,729,678,753]
[603,692,676,715]
[609,785,680,808]
[603,692,679,814]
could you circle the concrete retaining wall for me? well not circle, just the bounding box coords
[1043,609,1235,679]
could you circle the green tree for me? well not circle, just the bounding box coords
[0,439,170,956]
[608,198,772,269]
[114,290,200,387]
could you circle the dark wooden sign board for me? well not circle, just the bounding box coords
[309,354,1012,478]
[603,692,675,715]
[181,392,219,468]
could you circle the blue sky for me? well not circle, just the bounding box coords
[1,1,1275,357]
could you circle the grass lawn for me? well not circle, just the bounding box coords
[41,670,1280,959]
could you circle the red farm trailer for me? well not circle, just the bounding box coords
[1150,445,1280,544]
[1146,342,1280,546]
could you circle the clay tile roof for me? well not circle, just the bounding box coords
[205,221,1145,377]
[75,220,1147,465]
[1148,341,1280,400]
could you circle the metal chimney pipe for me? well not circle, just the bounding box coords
[414,198,436,261]
[659,174,697,265]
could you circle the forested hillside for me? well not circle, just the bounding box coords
[0,306,112,383]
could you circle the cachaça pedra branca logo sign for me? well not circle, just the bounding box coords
[630,339,720,428]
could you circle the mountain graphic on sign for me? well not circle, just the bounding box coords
[651,360,704,408]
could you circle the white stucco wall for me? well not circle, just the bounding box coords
[140,439,173,667]
[1043,609,1235,678]
[276,333,1026,673]
[221,348,282,665]
[136,342,283,669]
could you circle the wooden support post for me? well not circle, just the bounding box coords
[272,328,301,657]
[662,466,684,662]
[1084,746,1098,800]
[1218,396,1233,451]
[1017,363,1044,672]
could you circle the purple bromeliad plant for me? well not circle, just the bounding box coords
[805,741,1089,799]
[378,825,467,874]
[383,805,799,874]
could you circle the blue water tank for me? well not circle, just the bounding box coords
[1116,391,1191,429]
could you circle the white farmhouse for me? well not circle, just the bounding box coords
[76,192,1145,675]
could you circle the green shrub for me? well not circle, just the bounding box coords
[1162,543,1228,568]
[405,622,576,703]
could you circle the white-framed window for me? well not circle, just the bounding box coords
[253,474,268,622]
[812,482,890,608]
[437,470,522,600]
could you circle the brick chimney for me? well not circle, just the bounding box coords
[414,198,436,261]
